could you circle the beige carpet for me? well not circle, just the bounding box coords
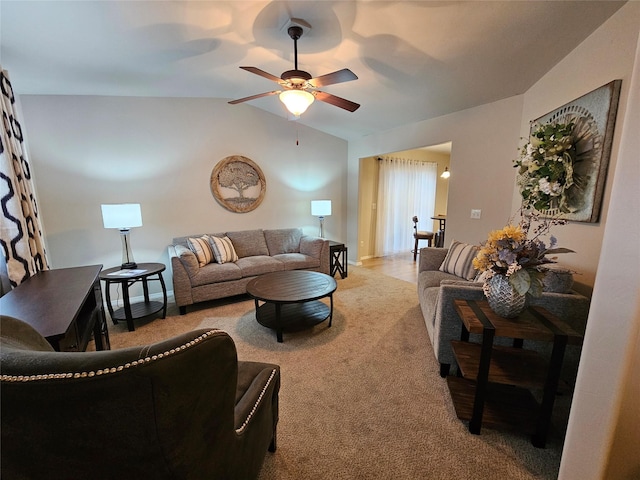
[107,266,564,480]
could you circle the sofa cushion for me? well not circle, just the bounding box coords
[209,236,239,264]
[439,240,478,281]
[419,270,463,289]
[236,256,285,277]
[226,230,269,258]
[188,235,215,267]
[273,253,320,271]
[264,229,303,255]
[189,262,243,287]
[542,265,574,293]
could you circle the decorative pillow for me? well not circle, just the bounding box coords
[187,236,214,267]
[439,240,478,281]
[209,236,239,264]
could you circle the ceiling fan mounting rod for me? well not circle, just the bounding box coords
[288,26,303,71]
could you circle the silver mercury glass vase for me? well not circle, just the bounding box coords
[485,274,527,318]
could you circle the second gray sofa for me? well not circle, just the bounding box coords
[417,246,591,379]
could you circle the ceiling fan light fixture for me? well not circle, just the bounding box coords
[279,89,314,116]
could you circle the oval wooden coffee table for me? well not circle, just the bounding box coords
[246,270,337,343]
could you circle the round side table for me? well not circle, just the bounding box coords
[99,262,167,332]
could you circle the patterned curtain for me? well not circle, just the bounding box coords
[0,68,49,288]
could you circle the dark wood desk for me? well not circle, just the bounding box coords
[448,299,582,447]
[0,265,110,351]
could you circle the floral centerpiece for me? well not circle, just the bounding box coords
[514,122,578,213]
[473,216,574,317]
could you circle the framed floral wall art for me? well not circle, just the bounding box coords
[210,155,266,213]
[514,80,622,223]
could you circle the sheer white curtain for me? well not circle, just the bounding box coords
[375,157,438,257]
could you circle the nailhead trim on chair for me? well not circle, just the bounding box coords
[236,368,278,434]
[0,330,221,383]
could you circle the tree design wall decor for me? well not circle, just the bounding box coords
[210,155,266,213]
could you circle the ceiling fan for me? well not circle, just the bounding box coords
[229,24,360,116]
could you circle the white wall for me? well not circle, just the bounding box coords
[514,2,639,293]
[19,96,348,295]
[555,4,640,478]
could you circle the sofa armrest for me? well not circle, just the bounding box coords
[432,282,486,367]
[430,283,590,374]
[300,236,330,274]
[234,361,280,449]
[529,290,591,336]
[168,244,195,309]
[418,247,448,273]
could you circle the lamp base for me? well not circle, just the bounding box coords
[119,229,137,270]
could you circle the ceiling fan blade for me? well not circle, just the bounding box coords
[228,90,281,105]
[239,66,283,84]
[312,91,360,112]
[308,68,358,88]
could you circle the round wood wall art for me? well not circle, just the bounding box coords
[210,155,266,213]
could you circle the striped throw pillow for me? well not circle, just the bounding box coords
[209,236,239,264]
[187,236,214,267]
[439,240,478,281]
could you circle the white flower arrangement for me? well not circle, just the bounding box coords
[514,122,578,213]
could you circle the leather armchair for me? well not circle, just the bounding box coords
[0,316,280,480]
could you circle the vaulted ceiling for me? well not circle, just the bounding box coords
[1,1,626,141]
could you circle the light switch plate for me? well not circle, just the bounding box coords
[471,209,481,219]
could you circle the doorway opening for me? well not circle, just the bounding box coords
[357,142,451,263]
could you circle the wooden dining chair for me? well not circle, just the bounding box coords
[412,216,434,261]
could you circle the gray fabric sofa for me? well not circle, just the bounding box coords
[169,228,330,314]
[417,247,591,378]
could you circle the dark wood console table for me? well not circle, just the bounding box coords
[0,265,110,351]
[448,299,582,448]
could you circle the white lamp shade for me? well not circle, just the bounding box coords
[311,200,332,217]
[279,90,315,116]
[101,204,143,229]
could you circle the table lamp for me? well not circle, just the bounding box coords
[101,203,143,269]
[311,200,331,238]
